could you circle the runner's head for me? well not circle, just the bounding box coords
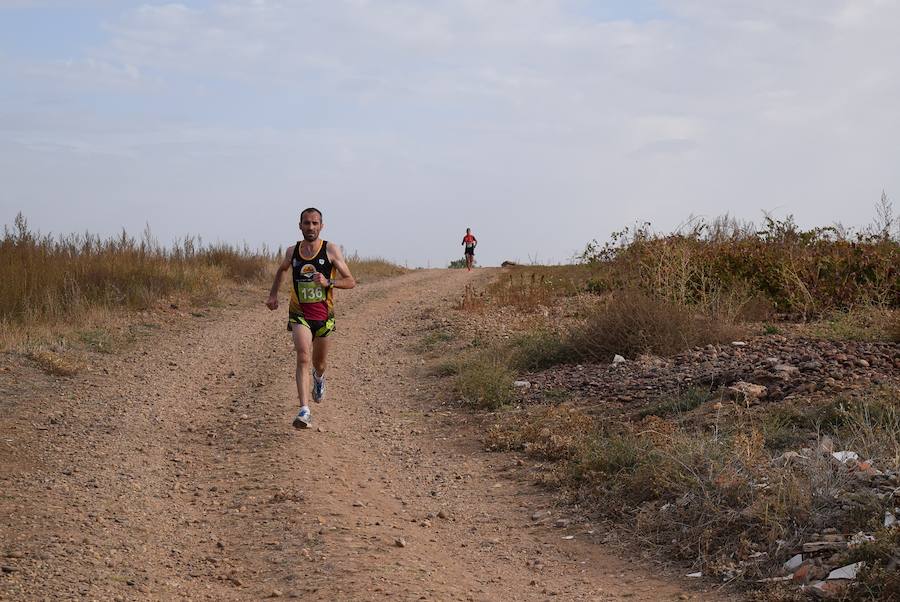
[299,208,323,242]
[466,228,471,234]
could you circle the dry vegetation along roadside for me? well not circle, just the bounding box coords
[0,213,404,354]
[435,214,899,601]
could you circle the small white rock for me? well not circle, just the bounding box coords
[513,380,531,389]
[784,553,803,572]
[827,562,863,580]
[832,451,859,463]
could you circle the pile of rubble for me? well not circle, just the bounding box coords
[675,439,899,598]
[772,442,898,598]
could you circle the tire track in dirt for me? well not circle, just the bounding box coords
[2,270,730,601]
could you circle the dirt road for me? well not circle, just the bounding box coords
[1,269,728,601]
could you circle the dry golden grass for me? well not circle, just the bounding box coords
[2,214,272,330]
[346,254,408,283]
[890,311,900,342]
[26,349,80,376]
[581,216,899,316]
[569,288,741,361]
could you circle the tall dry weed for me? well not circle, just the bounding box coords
[581,214,900,316]
[346,253,407,282]
[1,213,271,327]
[568,289,740,361]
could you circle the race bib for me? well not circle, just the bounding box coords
[295,281,326,303]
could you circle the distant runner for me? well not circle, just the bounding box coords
[461,228,477,271]
[266,208,355,428]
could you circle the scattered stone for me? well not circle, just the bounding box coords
[352,501,364,507]
[808,580,847,599]
[784,553,804,572]
[686,572,702,578]
[773,451,806,467]
[269,590,283,598]
[394,538,407,548]
[802,541,848,553]
[612,355,626,365]
[726,381,767,403]
[832,451,859,463]
[827,562,863,580]
[554,519,570,528]
[513,380,531,389]
[773,364,800,377]
[792,563,813,584]
[437,510,448,520]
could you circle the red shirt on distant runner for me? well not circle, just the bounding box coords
[461,228,477,271]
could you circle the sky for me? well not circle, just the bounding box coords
[2,1,899,267]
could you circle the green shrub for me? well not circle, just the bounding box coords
[508,329,577,371]
[454,354,515,409]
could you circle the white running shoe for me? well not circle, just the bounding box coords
[292,406,311,429]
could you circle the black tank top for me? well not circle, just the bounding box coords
[289,240,335,319]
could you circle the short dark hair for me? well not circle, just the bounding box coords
[299,207,323,223]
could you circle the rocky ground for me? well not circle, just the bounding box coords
[524,336,899,409]
[506,327,900,599]
[0,269,727,601]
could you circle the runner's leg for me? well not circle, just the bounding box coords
[291,324,313,406]
[312,336,330,377]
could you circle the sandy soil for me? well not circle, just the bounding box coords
[1,269,731,601]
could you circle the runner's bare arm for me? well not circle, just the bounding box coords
[265,247,293,310]
[317,242,356,290]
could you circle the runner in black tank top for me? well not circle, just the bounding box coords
[266,208,356,428]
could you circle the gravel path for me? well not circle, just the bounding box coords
[1,269,727,601]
